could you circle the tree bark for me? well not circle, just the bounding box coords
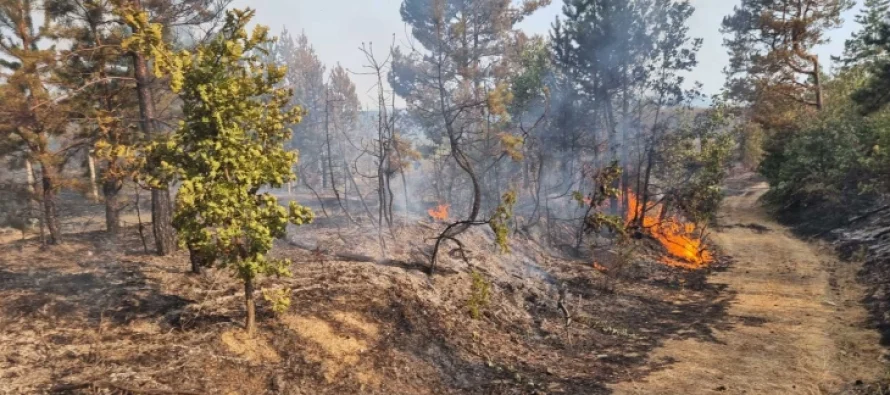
[103,179,122,238]
[88,153,100,203]
[188,245,209,274]
[132,50,176,256]
[244,277,256,337]
[40,163,62,245]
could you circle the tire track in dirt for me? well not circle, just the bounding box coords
[612,181,884,394]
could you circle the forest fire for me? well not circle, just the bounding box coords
[625,193,714,269]
[428,204,450,221]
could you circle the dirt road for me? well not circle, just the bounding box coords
[612,181,884,394]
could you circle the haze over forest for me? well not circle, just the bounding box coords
[3,0,890,394]
[232,0,865,108]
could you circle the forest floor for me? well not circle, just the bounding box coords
[612,178,886,394]
[0,177,887,394]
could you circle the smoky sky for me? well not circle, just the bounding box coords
[232,0,863,109]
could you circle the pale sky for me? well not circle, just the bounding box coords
[231,0,865,109]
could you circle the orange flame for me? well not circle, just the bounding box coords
[428,204,450,221]
[593,262,608,273]
[625,192,713,269]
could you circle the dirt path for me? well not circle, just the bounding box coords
[613,181,884,394]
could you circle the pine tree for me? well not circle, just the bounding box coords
[118,0,230,256]
[0,0,77,245]
[722,0,853,112]
[836,0,890,67]
[722,0,854,184]
[322,63,360,215]
[551,0,701,224]
[274,29,327,188]
[393,0,543,270]
[48,0,140,239]
[855,20,890,112]
[150,8,314,336]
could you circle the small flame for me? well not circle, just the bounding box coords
[593,262,608,273]
[428,204,450,221]
[625,192,713,269]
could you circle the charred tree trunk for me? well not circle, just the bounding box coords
[637,146,656,229]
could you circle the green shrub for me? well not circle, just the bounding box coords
[467,270,491,320]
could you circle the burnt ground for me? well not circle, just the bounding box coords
[0,209,742,394]
[2,177,886,394]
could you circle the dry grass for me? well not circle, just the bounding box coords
[282,315,370,381]
[220,330,281,363]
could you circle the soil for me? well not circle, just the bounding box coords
[0,177,885,394]
[612,177,886,394]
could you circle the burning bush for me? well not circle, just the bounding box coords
[626,192,713,269]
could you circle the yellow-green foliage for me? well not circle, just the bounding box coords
[149,9,313,284]
[262,288,292,315]
[490,190,517,253]
[118,6,189,92]
[467,270,491,320]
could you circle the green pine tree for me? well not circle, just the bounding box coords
[836,0,890,67]
[151,8,314,336]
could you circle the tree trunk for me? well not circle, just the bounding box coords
[25,159,35,195]
[189,245,208,274]
[40,163,62,245]
[813,56,824,111]
[637,146,656,229]
[605,97,620,215]
[151,189,176,255]
[27,160,46,246]
[132,51,176,256]
[88,154,100,203]
[244,277,256,337]
[103,179,121,238]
